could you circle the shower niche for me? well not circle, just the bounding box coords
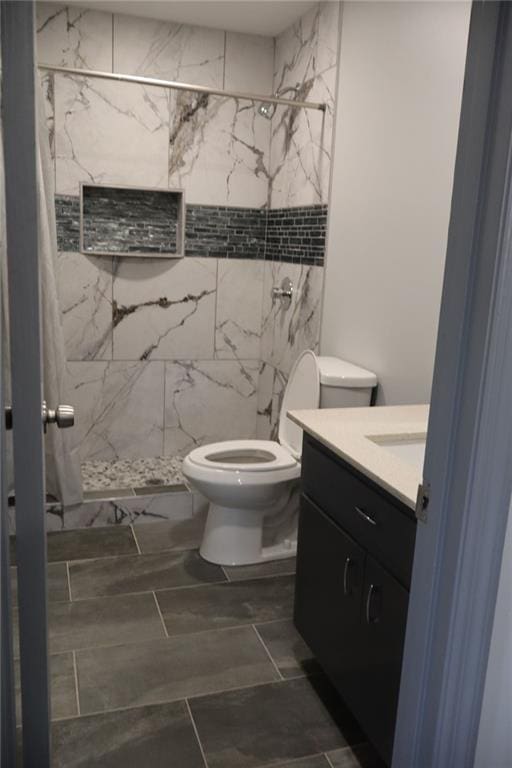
[80,183,185,258]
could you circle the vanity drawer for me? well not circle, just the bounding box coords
[301,436,416,588]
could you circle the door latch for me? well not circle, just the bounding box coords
[4,403,75,432]
[415,481,430,523]
[42,402,75,432]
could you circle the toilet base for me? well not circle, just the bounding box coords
[199,502,297,566]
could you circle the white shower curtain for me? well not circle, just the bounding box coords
[36,87,83,507]
[0,83,83,507]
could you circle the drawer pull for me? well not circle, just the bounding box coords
[343,557,352,595]
[366,584,380,624]
[355,506,377,526]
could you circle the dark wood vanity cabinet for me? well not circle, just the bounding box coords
[294,435,417,766]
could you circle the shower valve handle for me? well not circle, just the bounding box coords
[272,278,293,310]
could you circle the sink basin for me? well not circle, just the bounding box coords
[368,435,426,471]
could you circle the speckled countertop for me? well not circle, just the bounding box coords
[288,404,429,510]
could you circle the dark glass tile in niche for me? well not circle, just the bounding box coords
[81,184,185,257]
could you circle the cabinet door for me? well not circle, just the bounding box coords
[294,495,365,695]
[356,555,410,765]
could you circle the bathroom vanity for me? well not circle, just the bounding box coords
[289,405,428,766]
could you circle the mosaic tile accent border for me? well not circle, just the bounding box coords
[185,205,266,259]
[55,196,327,266]
[266,206,327,266]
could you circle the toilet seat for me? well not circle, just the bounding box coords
[185,439,299,486]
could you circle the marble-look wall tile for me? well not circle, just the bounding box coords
[55,75,169,195]
[269,2,339,208]
[57,252,112,361]
[215,259,263,360]
[256,362,285,441]
[260,262,324,375]
[112,258,217,360]
[273,2,339,91]
[46,493,193,531]
[36,2,113,71]
[272,263,324,376]
[40,70,55,161]
[270,67,336,207]
[66,361,165,461]
[168,93,271,207]
[164,360,259,456]
[113,14,224,87]
[225,32,274,93]
[260,261,285,365]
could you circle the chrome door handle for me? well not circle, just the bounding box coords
[366,584,379,624]
[42,402,75,430]
[355,506,377,526]
[343,556,352,596]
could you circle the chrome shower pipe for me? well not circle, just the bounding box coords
[38,64,327,112]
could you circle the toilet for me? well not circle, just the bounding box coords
[183,351,377,566]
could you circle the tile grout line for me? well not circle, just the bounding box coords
[220,565,230,581]
[131,524,142,555]
[64,569,294,603]
[70,576,229,604]
[152,591,169,638]
[185,698,210,768]
[258,753,327,768]
[64,616,295,656]
[252,623,284,681]
[72,650,81,717]
[77,674,293,721]
[66,561,73,601]
[325,742,370,767]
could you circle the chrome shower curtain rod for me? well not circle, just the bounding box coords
[38,64,327,111]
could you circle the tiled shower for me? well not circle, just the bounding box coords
[37,1,339,517]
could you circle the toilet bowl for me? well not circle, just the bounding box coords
[183,350,377,566]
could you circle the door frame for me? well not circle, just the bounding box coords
[393,2,512,765]
[1,2,51,765]
[0,142,16,768]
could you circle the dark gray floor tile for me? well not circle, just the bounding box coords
[11,562,69,606]
[189,676,364,768]
[52,700,204,768]
[265,757,330,768]
[256,620,320,678]
[76,626,279,714]
[224,557,296,582]
[69,549,225,599]
[47,526,138,562]
[134,515,206,554]
[18,593,165,654]
[156,574,295,636]
[15,653,77,722]
[326,743,386,768]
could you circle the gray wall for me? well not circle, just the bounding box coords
[320,1,470,404]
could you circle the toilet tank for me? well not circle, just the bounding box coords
[316,357,378,408]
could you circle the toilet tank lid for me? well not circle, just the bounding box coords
[317,357,377,388]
